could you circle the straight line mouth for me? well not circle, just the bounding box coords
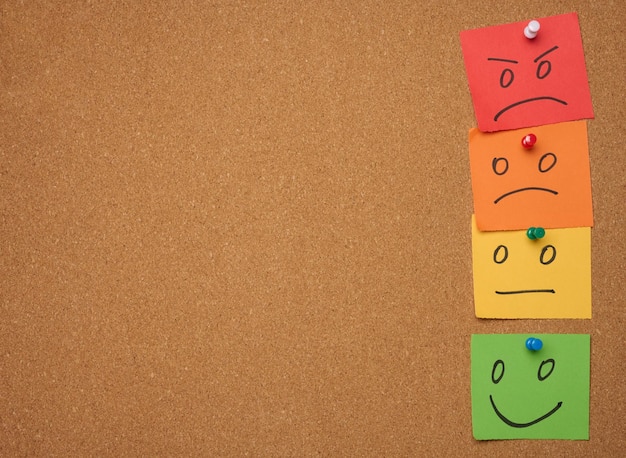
[495,289,556,295]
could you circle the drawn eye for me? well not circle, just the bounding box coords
[540,245,557,265]
[536,60,552,79]
[492,359,505,384]
[538,153,557,173]
[500,68,514,88]
[493,245,508,264]
[492,157,509,175]
[538,358,555,381]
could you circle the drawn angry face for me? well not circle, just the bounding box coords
[487,45,566,123]
[460,13,593,131]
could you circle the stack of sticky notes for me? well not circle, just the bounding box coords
[460,12,594,440]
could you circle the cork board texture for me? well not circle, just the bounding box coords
[2,1,625,456]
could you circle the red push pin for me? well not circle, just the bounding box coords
[521,133,537,149]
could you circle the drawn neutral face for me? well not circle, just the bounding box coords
[469,121,593,232]
[460,13,593,131]
[471,334,590,440]
[471,215,590,319]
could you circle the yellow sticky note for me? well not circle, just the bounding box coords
[471,215,591,319]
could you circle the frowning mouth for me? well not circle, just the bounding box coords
[494,187,558,204]
[494,96,568,121]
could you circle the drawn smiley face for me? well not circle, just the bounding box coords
[469,120,593,232]
[460,12,593,131]
[489,357,562,428]
[471,334,590,440]
[471,215,590,319]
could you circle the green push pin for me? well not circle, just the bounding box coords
[526,227,546,240]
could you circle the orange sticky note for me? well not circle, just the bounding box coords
[460,13,593,132]
[471,215,591,319]
[469,120,593,231]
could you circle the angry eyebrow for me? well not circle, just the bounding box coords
[487,57,519,64]
[534,46,559,62]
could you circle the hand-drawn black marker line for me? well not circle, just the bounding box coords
[489,395,563,428]
[495,289,556,294]
[494,187,558,204]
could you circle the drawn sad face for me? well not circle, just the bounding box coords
[471,215,591,319]
[460,12,593,131]
[471,334,590,440]
[469,120,593,232]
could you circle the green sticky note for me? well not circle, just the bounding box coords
[471,334,590,440]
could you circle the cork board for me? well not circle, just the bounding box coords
[2,1,625,455]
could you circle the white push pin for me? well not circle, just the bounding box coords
[524,20,540,39]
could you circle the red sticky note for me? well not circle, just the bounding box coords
[469,121,593,231]
[460,13,593,132]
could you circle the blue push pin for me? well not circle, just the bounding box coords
[526,227,546,240]
[526,337,543,351]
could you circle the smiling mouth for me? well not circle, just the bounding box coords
[494,96,568,122]
[490,395,563,428]
[494,187,558,204]
[496,289,555,295]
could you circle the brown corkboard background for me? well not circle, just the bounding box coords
[1,1,625,456]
